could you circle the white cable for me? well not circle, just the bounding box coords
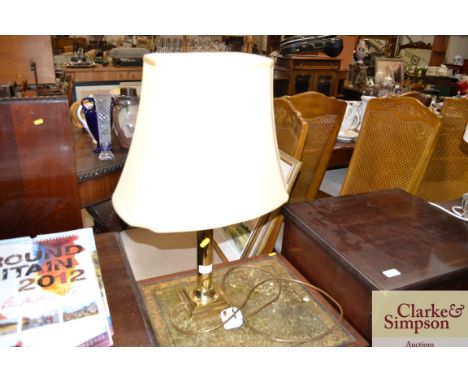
[428,202,468,222]
[452,205,466,217]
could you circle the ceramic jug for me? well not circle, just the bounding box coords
[76,98,98,150]
[76,96,114,157]
[342,101,361,131]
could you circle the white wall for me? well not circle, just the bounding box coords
[402,35,433,66]
[446,36,468,63]
[401,35,468,66]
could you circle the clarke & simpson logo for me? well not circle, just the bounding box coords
[372,291,468,347]
[384,303,465,334]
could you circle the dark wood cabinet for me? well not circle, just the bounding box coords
[276,56,341,97]
[0,97,83,239]
[281,189,468,341]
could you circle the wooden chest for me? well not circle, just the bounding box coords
[281,189,468,340]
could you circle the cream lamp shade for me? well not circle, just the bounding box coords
[112,52,288,233]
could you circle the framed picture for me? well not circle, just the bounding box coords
[213,217,264,262]
[213,150,302,262]
[278,151,302,194]
[375,58,405,84]
[74,82,120,102]
[410,55,420,66]
[119,82,142,96]
[73,81,141,102]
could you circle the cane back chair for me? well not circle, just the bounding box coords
[285,91,347,202]
[255,99,308,255]
[274,98,308,160]
[400,91,432,107]
[416,97,468,201]
[340,96,441,196]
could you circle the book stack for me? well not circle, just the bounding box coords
[0,228,113,347]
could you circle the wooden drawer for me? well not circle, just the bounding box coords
[116,70,142,81]
[292,60,341,71]
[65,65,143,83]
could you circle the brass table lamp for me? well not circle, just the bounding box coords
[112,52,288,320]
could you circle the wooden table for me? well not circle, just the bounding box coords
[281,189,468,340]
[95,232,154,346]
[96,232,367,346]
[73,129,128,208]
[327,141,354,169]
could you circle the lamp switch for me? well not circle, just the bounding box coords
[220,307,243,330]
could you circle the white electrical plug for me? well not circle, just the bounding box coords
[220,306,243,329]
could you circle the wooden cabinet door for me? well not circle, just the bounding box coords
[290,70,313,94]
[289,69,338,96]
[313,72,337,96]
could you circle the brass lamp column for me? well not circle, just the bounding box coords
[181,229,227,316]
[191,229,218,305]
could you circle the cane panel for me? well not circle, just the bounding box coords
[416,98,468,201]
[340,97,441,196]
[274,98,308,160]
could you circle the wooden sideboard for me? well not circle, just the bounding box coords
[276,56,341,97]
[64,64,143,83]
[73,129,128,208]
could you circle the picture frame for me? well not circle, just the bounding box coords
[213,150,302,262]
[73,82,120,102]
[375,58,405,84]
[73,81,141,102]
[278,151,302,194]
[410,55,420,66]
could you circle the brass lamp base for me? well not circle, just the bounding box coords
[178,287,228,318]
[190,287,219,306]
[176,228,229,319]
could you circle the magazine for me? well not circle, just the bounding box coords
[0,228,112,346]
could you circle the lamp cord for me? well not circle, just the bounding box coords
[171,265,280,335]
[428,202,468,222]
[170,264,344,345]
